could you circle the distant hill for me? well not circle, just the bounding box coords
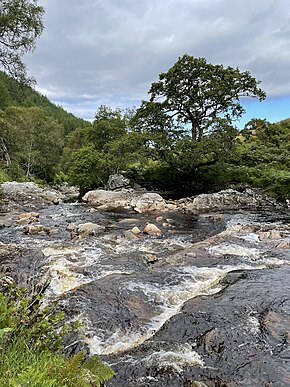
[0,71,89,134]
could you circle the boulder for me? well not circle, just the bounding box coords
[131,193,166,213]
[71,222,105,238]
[23,225,57,235]
[106,174,130,190]
[143,223,162,236]
[184,189,278,213]
[82,189,135,209]
[131,226,141,235]
[1,181,64,211]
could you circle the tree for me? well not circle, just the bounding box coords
[0,0,44,83]
[138,54,266,141]
[0,106,64,180]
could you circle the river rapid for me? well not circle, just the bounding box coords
[1,202,290,386]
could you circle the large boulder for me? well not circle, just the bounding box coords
[0,181,64,211]
[184,189,278,213]
[130,193,166,213]
[106,174,130,191]
[82,189,135,209]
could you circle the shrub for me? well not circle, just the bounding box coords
[0,284,115,386]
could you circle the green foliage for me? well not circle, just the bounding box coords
[68,146,108,192]
[137,54,266,141]
[64,106,149,192]
[0,285,115,386]
[0,71,89,134]
[0,0,44,83]
[225,119,290,199]
[0,106,64,181]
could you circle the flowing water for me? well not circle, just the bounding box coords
[1,204,290,386]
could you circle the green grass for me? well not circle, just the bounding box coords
[0,286,115,386]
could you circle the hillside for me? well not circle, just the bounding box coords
[0,71,89,134]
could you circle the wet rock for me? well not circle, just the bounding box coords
[16,211,40,224]
[183,188,278,213]
[207,213,225,222]
[0,243,45,287]
[122,230,140,240]
[23,225,57,235]
[86,207,98,213]
[106,174,130,190]
[73,222,105,238]
[260,310,290,340]
[199,328,225,354]
[143,223,162,236]
[184,382,209,387]
[142,254,158,264]
[1,181,65,211]
[131,193,166,213]
[52,183,79,202]
[258,230,283,239]
[118,218,139,224]
[131,226,141,235]
[66,222,77,231]
[276,241,290,249]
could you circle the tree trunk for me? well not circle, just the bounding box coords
[191,123,197,141]
[0,137,11,165]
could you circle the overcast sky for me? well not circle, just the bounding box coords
[25,0,290,126]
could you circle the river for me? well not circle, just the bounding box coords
[1,203,290,386]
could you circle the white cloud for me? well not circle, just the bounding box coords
[25,0,290,120]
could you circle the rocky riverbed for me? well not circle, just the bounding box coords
[1,183,290,386]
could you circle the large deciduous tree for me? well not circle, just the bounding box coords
[138,54,266,141]
[0,0,44,83]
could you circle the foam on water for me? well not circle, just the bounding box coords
[128,343,205,373]
[86,256,290,356]
[42,245,133,296]
[208,243,261,259]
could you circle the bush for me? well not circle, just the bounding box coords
[0,284,115,386]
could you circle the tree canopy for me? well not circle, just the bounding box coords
[0,0,44,83]
[137,54,266,141]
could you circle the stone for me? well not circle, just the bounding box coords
[23,225,57,235]
[0,181,65,211]
[16,212,40,224]
[143,223,162,236]
[208,213,225,222]
[276,241,290,249]
[258,230,282,239]
[106,174,130,190]
[82,189,135,209]
[142,254,158,264]
[131,226,141,235]
[86,208,98,213]
[18,212,40,219]
[131,193,166,213]
[75,222,105,238]
[122,230,139,240]
[183,189,278,213]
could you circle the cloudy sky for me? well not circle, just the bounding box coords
[25,0,290,126]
